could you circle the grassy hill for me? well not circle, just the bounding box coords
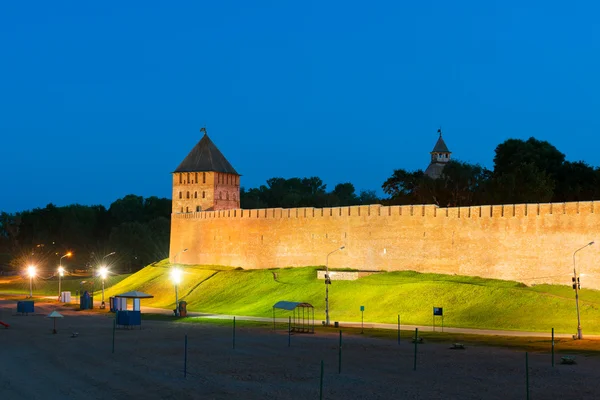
[99,260,600,334]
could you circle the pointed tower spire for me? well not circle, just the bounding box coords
[425,128,452,179]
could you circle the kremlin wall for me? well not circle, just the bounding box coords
[169,131,600,289]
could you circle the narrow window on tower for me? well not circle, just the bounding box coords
[195,172,198,183]
[226,193,229,200]
[203,172,206,184]
[202,191,205,198]
[187,192,190,199]
[180,207,183,213]
[179,192,182,199]
[219,192,222,200]
[196,206,200,212]
[194,192,197,198]
[179,174,182,184]
[186,206,189,213]
[187,172,190,183]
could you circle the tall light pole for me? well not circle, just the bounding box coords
[27,265,36,298]
[171,268,182,316]
[98,266,108,309]
[573,241,594,340]
[95,252,115,297]
[325,246,345,326]
[174,248,188,265]
[58,252,72,300]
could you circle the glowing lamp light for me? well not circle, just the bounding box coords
[98,266,108,280]
[58,266,65,277]
[27,266,36,278]
[171,268,182,285]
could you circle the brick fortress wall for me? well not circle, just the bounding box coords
[169,201,600,289]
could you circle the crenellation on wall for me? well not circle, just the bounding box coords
[565,202,578,215]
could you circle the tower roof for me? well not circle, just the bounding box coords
[431,129,451,153]
[173,129,240,175]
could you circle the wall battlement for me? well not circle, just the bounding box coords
[172,201,599,220]
[170,200,600,289]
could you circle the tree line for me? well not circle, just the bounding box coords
[0,195,171,274]
[1,136,598,272]
[383,137,600,207]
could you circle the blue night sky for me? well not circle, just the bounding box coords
[1,1,599,213]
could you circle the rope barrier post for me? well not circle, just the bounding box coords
[319,360,324,400]
[112,319,115,354]
[413,328,418,371]
[551,328,554,367]
[184,334,188,378]
[338,330,342,374]
[526,352,530,400]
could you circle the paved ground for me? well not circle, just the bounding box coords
[2,298,600,399]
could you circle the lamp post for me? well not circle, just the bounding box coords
[573,241,594,340]
[27,265,36,298]
[98,266,108,309]
[95,252,115,297]
[174,248,188,265]
[171,268,182,316]
[325,246,345,326]
[58,252,72,300]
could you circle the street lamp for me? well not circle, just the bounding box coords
[174,248,188,265]
[27,265,36,298]
[325,245,345,326]
[58,252,72,300]
[98,266,108,309]
[170,267,183,316]
[95,252,116,297]
[573,241,594,340]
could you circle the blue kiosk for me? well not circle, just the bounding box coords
[113,291,154,329]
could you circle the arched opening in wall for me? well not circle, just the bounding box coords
[196,206,201,212]
[194,192,197,198]
[203,172,206,183]
[202,191,205,198]
[187,192,190,199]
[179,192,182,199]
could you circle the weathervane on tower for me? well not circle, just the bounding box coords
[200,127,207,136]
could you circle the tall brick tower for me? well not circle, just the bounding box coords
[172,128,240,213]
[424,128,451,179]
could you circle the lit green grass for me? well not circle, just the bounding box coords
[92,260,600,334]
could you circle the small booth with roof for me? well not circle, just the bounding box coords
[272,301,315,334]
[112,291,154,329]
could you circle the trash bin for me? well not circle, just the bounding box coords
[80,291,94,310]
[178,301,187,317]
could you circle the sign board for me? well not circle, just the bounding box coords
[433,307,443,316]
[360,306,365,312]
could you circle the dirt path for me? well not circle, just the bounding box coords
[1,299,600,399]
